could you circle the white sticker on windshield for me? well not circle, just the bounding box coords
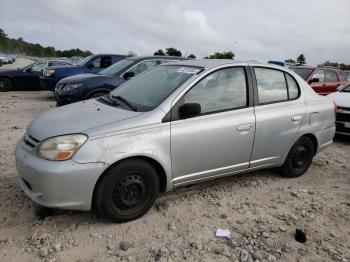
[176,67,201,74]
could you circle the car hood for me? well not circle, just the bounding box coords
[327,92,350,108]
[27,99,143,141]
[59,73,117,84]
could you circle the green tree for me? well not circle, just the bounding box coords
[0,28,92,57]
[205,51,234,59]
[187,53,196,58]
[153,49,165,56]
[285,58,296,64]
[165,47,182,57]
[296,54,306,64]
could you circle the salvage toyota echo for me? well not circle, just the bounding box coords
[15,60,336,222]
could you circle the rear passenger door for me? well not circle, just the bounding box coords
[324,70,339,94]
[250,67,305,168]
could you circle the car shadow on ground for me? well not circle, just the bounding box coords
[26,168,282,224]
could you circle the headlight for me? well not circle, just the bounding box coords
[36,134,88,161]
[63,83,83,91]
[44,69,55,77]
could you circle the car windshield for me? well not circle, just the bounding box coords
[109,65,201,111]
[341,84,350,92]
[99,59,134,75]
[77,55,94,66]
[292,68,313,80]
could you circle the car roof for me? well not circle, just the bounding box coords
[126,56,190,62]
[162,59,277,70]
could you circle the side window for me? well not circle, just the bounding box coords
[325,70,338,82]
[312,70,325,82]
[100,56,112,68]
[183,67,247,114]
[286,74,299,99]
[91,57,101,68]
[255,68,288,104]
[129,61,158,76]
[31,62,47,72]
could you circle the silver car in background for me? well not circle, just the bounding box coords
[15,60,336,222]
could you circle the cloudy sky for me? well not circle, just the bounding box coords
[1,0,349,64]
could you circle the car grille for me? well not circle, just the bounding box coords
[23,133,40,151]
[55,83,66,92]
[336,107,350,122]
[335,122,350,134]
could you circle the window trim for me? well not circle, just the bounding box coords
[167,66,251,122]
[252,66,301,106]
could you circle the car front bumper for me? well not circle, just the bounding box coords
[15,137,107,211]
[335,121,350,135]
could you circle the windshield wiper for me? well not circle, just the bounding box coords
[111,95,138,111]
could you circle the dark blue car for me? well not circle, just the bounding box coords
[55,56,188,106]
[41,54,126,91]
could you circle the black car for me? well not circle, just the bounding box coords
[0,60,72,91]
[55,56,188,106]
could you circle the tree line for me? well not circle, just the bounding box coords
[0,28,92,57]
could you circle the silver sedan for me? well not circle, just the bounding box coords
[15,60,336,222]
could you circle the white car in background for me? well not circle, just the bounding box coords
[328,84,350,135]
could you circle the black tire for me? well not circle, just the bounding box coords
[94,159,159,223]
[0,78,13,92]
[88,92,107,99]
[281,136,314,178]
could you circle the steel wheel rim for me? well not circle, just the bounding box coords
[292,145,308,168]
[113,174,146,211]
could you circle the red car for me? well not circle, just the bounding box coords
[291,66,348,95]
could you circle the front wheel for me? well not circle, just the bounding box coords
[281,136,315,178]
[0,78,13,92]
[94,159,159,223]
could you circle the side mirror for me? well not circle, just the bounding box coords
[179,103,201,119]
[123,71,135,80]
[26,67,32,72]
[87,63,94,69]
[309,77,319,84]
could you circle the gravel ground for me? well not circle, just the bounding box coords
[0,59,349,262]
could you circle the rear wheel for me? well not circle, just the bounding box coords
[0,78,13,92]
[281,136,314,178]
[94,159,159,223]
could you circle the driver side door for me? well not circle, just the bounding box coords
[170,66,255,186]
[14,62,46,90]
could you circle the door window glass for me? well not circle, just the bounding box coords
[255,68,288,104]
[312,70,325,82]
[129,61,158,76]
[286,74,299,99]
[325,70,338,82]
[183,67,247,114]
[31,62,47,72]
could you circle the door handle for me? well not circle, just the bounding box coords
[292,115,303,121]
[237,123,253,132]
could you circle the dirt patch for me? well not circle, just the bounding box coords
[0,60,349,262]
